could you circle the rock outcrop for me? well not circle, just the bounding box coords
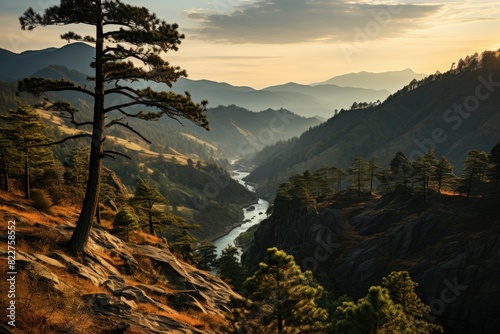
[1,219,238,333]
[243,192,500,333]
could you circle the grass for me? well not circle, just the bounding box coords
[0,190,233,334]
[0,261,92,334]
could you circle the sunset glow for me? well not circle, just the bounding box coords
[0,0,499,88]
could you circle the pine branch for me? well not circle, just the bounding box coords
[105,120,152,144]
[102,150,132,160]
[18,78,95,98]
[30,133,91,148]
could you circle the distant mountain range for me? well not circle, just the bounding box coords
[312,68,427,92]
[170,78,390,118]
[246,67,500,199]
[0,43,425,118]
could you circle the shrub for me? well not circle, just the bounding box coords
[30,188,53,212]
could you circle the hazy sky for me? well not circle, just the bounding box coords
[0,0,499,88]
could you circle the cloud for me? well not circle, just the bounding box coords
[184,0,443,44]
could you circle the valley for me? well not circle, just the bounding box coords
[1,27,500,334]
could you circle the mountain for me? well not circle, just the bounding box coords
[0,42,94,80]
[0,43,391,118]
[180,105,322,157]
[312,68,427,92]
[171,79,390,118]
[246,68,500,200]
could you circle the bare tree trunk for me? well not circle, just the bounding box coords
[68,5,104,253]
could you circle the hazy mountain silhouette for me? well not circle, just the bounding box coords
[0,42,94,80]
[168,78,390,118]
[1,43,397,118]
[246,68,500,199]
[312,68,427,92]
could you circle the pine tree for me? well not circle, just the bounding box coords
[458,150,489,198]
[235,248,328,333]
[488,141,500,187]
[0,106,54,198]
[390,151,413,189]
[348,157,370,197]
[64,146,90,189]
[195,240,218,271]
[165,213,199,263]
[330,166,346,193]
[112,205,139,241]
[412,150,438,202]
[368,156,381,195]
[19,0,208,253]
[434,156,456,193]
[333,286,408,333]
[129,178,167,236]
[382,271,443,333]
[218,245,247,294]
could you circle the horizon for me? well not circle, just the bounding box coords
[0,41,426,89]
[0,1,499,89]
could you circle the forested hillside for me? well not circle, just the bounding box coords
[246,51,500,200]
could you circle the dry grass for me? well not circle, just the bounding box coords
[16,227,67,254]
[167,310,230,332]
[129,230,163,245]
[96,248,127,267]
[0,261,92,334]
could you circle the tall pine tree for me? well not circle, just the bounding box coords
[488,141,500,188]
[233,247,328,333]
[434,156,456,193]
[129,178,166,236]
[348,157,370,197]
[0,106,54,198]
[459,150,489,198]
[19,0,208,252]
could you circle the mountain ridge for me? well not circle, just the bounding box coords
[0,43,411,118]
[312,68,428,92]
[245,67,500,200]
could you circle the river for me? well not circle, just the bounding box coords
[213,170,269,259]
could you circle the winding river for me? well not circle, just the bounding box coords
[213,170,269,259]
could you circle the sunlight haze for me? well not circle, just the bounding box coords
[0,0,499,88]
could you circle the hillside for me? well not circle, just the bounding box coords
[2,64,321,161]
[0,191,236,333]
[246,68,500,200]
[241,191,500,333]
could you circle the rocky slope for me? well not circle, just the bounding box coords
[0,193,236,333]
[242,192,500,333]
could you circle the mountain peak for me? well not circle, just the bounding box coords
[312,68,427,92]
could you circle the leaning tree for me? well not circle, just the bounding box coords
[19,0,209,252]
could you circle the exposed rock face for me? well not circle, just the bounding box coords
[5,221,238,333]
[243,193,500,333]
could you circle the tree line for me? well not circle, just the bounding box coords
[222,247,442,334]
[268,143,500,214]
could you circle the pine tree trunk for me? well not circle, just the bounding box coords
[466,159,476,199]
[423,169,427,203]
[96,204,101,225]
[68,6,104,253]
[370,166,374,195]
[0,148,8,191]
[24,148,30,199]
[149,210,155,235]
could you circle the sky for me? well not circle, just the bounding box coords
[0,0,499,89]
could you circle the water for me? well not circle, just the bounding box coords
[213,170,269,259]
